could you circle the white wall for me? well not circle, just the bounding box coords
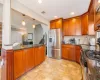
[63,35,95,45]
[0,4,3,22]
[34,24,43,44]
[11,31,22,44]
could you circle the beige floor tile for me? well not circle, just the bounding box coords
[17,58,82,80]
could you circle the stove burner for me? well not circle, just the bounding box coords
[86,50,100,61]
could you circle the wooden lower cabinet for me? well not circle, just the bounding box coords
[34,46,46,66]
[75,47,81,63]
[14,50,25,79]
[34,47,40,66]
[14,46,46,79]
[25,48,35,71]
[62,47,70,59]
[62,45,81,63]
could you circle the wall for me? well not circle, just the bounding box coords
[34,24,43,44]
[64,35,95,45]
[41,24,49,45]
[0,4,3,22]
[11,30,22,44]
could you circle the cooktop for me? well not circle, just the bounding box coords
[86,50,100,61]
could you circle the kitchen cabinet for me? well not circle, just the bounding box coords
[62,46,69,59]
[50,18,63,29]
[14,45,46,79]
[62,44,81,63]
[75,46,81,63]
[34,47,40,66]
[63,17,81,36]
[63,20,69,36]
[88,0,95,35]
[39,46,46,62]
[94,0,100,30]
[14,50,25,79]
[74,17,81,35]
[50,20,56,29]
[68,18,76,35]
[25,48,35,71]
[35,46,46,66]
[81,13,88,35]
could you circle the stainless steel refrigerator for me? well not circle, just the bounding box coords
[48,29,62,59]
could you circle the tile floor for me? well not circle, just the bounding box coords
[17,58,82,80]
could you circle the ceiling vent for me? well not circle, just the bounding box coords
[41,11,46,14]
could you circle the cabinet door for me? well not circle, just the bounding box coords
[26,48,34,70]
[56,19,63,29]
[63,20,69,36]
[68,18,76,35]
[68,47,76,61]
[68,17,81,36]
[75,17,81,35]
[94,0,100,30]
[81,13,88,35]
[62,47,69,59]
[76,47,81,63]
[34,47,40,66]
[88,0,95,35]
[14,50,25,79]
[38,46,42,64]
[41,46,46,62]
[50,21,56,29]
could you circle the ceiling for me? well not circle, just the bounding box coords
[11,9,43,29]
[16,0,91,20]
[0,4,43,29]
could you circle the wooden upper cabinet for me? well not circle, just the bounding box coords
[63,20,69,36]
[63,17,81,36]
[75,17,81,35]
[81,13,88,35]
[68,18,76,35]
[88,0,95,35]
[50,20,56,29]
[68,17,81,36]
[94,0,100,30]
[56,18,63,29]
[50,18,63,29]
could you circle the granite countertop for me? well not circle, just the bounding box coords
[13,44,45,50]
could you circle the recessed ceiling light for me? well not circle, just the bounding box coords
[38,0,42,4]
[54,16,58,19]
[71,12,75,15]
[98,0,100,3]
[22,20,26,26]
[33,25,35,28]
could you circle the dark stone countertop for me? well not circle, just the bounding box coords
[13,44,45,51]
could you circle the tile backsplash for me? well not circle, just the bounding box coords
[63,35,95,45]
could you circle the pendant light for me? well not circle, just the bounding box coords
[22,14,26,26]
[32,18,36,28]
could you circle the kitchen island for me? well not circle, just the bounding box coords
[13,44,46,79]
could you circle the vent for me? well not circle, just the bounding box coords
[41,11,46,14]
